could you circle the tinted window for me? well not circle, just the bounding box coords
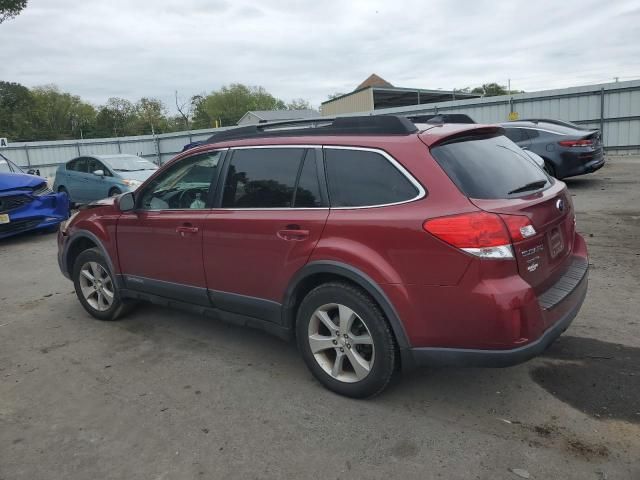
[324,149,418,207]
[503,128,529,143]
[68,158,87,173]
[524,128,540,138]
[222,148,305,208]
[294,150,323,208]
[139,151,222,210]
[431,134,551,199]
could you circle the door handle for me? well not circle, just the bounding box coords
[277,228,310,241]
[176,224,199,236]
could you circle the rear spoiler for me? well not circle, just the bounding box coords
[429,126,505,148]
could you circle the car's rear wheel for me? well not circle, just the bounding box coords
[108,187,122,197]
[296,282,396,398]
[72,248,132,321]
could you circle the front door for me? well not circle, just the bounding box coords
[117,150,225,306]
[202,147,329,323]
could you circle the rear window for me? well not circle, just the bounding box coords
[431,134,550,199]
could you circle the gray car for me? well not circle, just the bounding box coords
[500,119,605,179]
[53,154,158,205]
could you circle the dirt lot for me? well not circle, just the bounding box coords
[1,157,639,480]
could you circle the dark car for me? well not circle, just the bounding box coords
[57,116,588,398]
[0,155,69,239]
[501,119,605,178]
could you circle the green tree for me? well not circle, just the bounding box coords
[0,0,27,24]
[135,97,169,134]
[95,97,136,137]
[470,83,524,97]
[192,84,287,128]
[0,81,35,141]
[30,85,97,140]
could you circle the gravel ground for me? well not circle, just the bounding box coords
[1,156,639,480]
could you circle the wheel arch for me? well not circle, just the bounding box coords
[282,261,411,352]
[64,231,118,283]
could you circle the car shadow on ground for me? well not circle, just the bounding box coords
[529,335,639,424]
[392,335,639,424]
[115,304,638,426]
[563,177,605,190]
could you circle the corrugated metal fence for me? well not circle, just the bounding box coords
[0,127,230,179]
[369,79,640,155]
[1,79,638,180]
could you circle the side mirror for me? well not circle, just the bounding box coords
[93,169,105,177]
[117,191,135,212]
[27,168,37,175]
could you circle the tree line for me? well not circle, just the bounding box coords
[0,81,313,142]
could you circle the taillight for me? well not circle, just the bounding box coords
[423,212,536,259]
[558,139,593,147]
[501,214,537,242]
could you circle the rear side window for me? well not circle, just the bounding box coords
[222,148,310,208]
[324,149,418,207]
[503,128,529,143]
[431,134,550,199]
[67,158,87,173]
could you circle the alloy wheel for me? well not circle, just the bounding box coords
[79,261,114,311]
[307,303,375,383]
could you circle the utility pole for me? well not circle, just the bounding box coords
[508,78,511,95]
[614,77,619,83]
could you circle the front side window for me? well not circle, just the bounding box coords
[324,148,418,207]
[222,148,309,208]
[139,151,222,210]
[87,158,110,176]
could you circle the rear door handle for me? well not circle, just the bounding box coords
[176,224,199,236]
[277,228,310,241]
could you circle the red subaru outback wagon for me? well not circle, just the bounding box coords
[57,116,588,398]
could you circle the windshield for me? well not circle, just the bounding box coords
[431,134,551,199]
[0,158,22,174]
[104,156,158,172]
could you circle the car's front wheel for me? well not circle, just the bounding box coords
[108,187,122,197]
[72,248,132,321]
[296,282,397,398]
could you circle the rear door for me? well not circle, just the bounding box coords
[202,147,329,322]
[430,133,575,295]
[65,157,89,203]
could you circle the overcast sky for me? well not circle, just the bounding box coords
[1,0,639,112]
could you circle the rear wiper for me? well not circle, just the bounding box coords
[508,180,547,195]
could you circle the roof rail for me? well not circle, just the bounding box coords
[205,115,418,144]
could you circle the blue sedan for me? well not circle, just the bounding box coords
[53,154,158,204]
[0,156,69,239]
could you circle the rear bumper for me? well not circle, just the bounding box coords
[408,262,588,368]
[562,152,606,178]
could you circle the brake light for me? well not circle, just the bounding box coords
[558,139,593,147]
[423,212,536,259]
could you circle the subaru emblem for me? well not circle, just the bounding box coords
[556,198,565,212]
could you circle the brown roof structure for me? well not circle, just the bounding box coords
[355,74,393,90]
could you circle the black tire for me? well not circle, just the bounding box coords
[296,282,397,398]
[72,247,133,321]
[108,187,122,197]
[543,160,557,178]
